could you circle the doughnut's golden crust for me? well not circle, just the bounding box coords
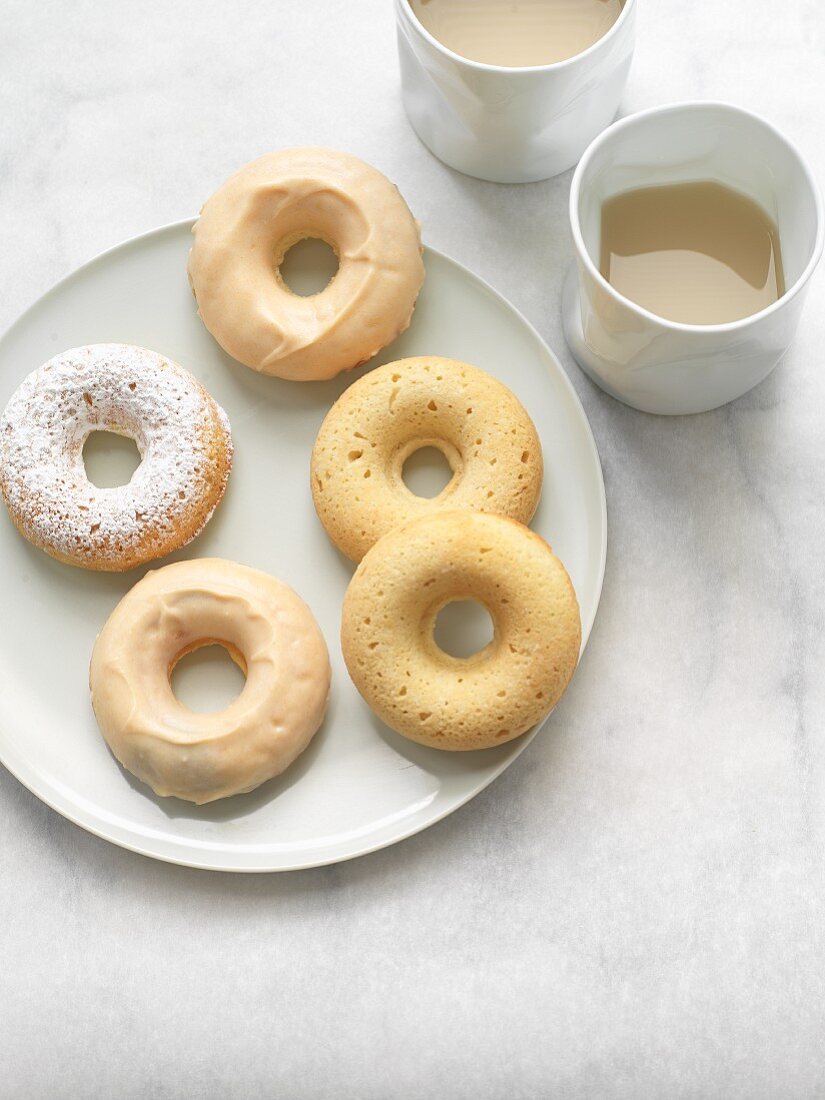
[90,558,331,804]
[311,356,543,562]
[188,147,425,380]
[341,511,581,751]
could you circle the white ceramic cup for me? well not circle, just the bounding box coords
[395,0,637,184]
[563,102,824,415]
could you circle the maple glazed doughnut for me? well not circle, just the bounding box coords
[311,356,543,562]
[0,344,232,572]
[187,147,425,380]
[90,558,331,805]
[341,511,581,751]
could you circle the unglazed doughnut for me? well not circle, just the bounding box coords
[90,558,331,804]
[311,356,542,562]
[187,148,425,380]
[341,511,581,751]
[0,344,232,571]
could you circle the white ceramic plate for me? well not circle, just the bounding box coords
[0,222,606,872]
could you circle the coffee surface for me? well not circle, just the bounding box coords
[599,181,785,325]
[408,0,623,66]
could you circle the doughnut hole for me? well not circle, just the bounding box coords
[83,430,142,488]
[433,599,495,659]
[170,640,247,714]
[400,442,457,499]
[277,236,339,296]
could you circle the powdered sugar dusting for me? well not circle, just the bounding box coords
[0,344,233,569]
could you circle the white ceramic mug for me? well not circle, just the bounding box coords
[563,102,824,415]
[395,0,637,184]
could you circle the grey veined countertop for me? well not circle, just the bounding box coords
[1,0,824,1096]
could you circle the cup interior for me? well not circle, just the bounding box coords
[574,104,822,306]
[398,0,635,73]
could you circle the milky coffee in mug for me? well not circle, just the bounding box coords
[599,180,785,325]
[564,103,824,414]
[407,0,624,66]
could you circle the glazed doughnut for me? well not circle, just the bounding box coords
[188,148,425,380]
[311,356,543,562]
[0,345,232,571]
[90,558,331,804]
[341,511,581,751]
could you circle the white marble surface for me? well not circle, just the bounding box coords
[1,0,824,1095]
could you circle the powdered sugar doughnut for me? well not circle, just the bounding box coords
[0,344,233,571]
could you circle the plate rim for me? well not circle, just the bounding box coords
[0,218,607,873]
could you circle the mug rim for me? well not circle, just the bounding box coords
[395,0,636,75]
[569,100,825,334]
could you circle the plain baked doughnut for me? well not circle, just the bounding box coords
[0,344,232,571]
[311,356,543,561]
[341,511,581,751]
[187,148,425,380]
[90,558,331,804]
